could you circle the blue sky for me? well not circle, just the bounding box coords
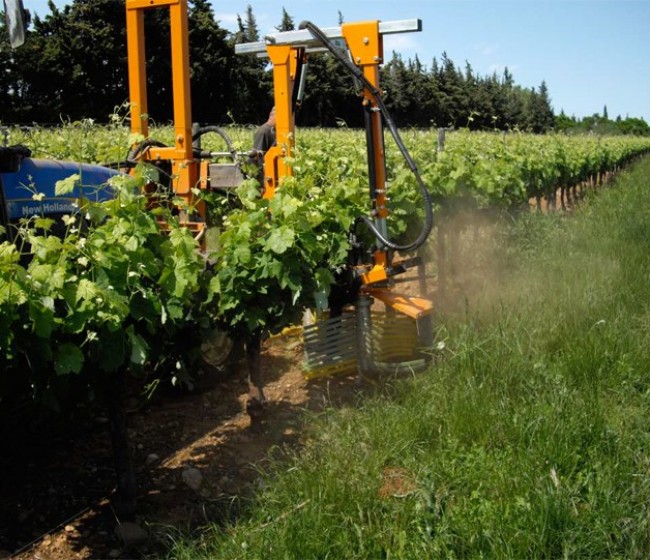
[26,0,650,123]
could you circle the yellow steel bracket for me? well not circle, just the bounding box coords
[365,288,434,320]
[341,20,383,67]
[234,19,420,205]
[358,262,388,285]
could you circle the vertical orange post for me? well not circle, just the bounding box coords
[167,0,197,198]
[262,44,297,199]
[342,21,386,219]
[125,2,148,138]
[342,21,389,272]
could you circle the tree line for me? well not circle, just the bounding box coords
[0,0,647,135]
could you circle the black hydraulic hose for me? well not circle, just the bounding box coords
[192,125,236,156]
[123,139,176,186]
[126,139,167,166]
[299,20,434,253]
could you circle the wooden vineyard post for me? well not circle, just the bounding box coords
[437,128,446,152]
[435,214,448,309]
[435,133,446,308]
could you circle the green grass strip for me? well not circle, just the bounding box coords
[167,157,650,560]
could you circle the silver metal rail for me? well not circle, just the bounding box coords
[234,19,422,56]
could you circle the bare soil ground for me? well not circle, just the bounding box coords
[0,334,359,560]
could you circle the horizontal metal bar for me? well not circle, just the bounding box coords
[235,18,422,56]
[126,0,179,11]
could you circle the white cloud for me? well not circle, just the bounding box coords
[383,35,420,57]
[214,12,239,30]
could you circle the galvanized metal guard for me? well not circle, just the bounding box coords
[303,296,433,381]
[303,312,358,379]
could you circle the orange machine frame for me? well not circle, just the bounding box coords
[257,21,389,211]
[124,3,429,321]
[125,0,201,229]
[244,19,432,319]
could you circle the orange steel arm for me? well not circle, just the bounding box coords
[342,21,391,281]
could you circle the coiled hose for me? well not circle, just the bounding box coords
[192,125,236,157]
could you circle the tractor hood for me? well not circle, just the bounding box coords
[1,158,117,221]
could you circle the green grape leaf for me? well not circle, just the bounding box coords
[265,226,295,254]
[76,278,98,302]
[55,174,80,196]
[54,342,84,375]
[34,217,55,231]
[29,298,55,338]
[234,244,251,264]
[127,326,149,365]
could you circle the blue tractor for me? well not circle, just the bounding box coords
[1,1,117,242]
[0,144,117,241]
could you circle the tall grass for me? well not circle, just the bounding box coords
[168,157,650,559]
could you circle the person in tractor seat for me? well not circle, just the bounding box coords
[251,106,276,187]
[253,105,276,155]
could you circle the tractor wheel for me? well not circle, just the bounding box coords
[198,327,244,386]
